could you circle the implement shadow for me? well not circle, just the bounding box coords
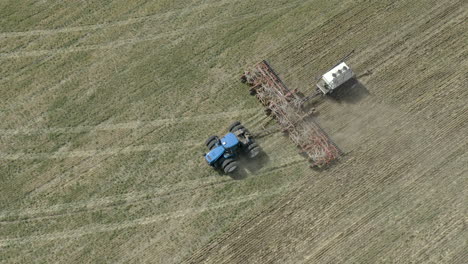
[327,78,370,104]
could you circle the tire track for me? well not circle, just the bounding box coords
[0,186,290,248]
[0,108,259,136]
[0,176,229,223]
[0,1,305,59]
[0,154,304,223]
[0,0,239,38]
[0,140,199,160]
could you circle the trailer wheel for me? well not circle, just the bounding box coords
[228,121,241,132]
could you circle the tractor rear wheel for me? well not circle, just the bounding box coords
[231,124,244,133]
[221,158,238,173]
[228,121,241,132]
[247,143,260,158]
[224,162,238,173]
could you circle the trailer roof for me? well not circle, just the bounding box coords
[322,62,354,90]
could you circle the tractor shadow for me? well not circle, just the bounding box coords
[229,152,271,180]
[326,78,370,104]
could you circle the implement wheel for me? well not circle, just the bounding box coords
[240,75,247,83]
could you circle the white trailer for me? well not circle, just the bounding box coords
[316,62,354,94]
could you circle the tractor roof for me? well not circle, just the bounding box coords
[221,133,239,149]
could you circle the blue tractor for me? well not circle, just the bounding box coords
[204,121,261,174]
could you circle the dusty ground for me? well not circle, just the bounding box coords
[0,0,466,263]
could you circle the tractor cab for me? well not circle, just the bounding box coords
[220,133,239,151]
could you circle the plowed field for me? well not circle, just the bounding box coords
[0,0,466,263]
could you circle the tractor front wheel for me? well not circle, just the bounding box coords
[205,136,219,150]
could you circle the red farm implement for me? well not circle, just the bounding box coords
[241,60,342,168]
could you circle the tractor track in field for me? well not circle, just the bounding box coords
[0,183,299,248]
[0,177,231,222]
[0,108,259,136]
[0,0,303,85]
[0,0,241,39]
[0,192,264,247]
[0,155,305,224]
[0,140,199,160]
[0,1,306,59]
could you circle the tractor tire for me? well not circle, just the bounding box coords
[205,136,219,150]
[221,158,234,168]
[207,140,217,150]
[228,121,241,132]
[230,125,245,133]
[247,143,260,158]
[221,159,238,173]
[205,136,217,146]
[224,162,238,173]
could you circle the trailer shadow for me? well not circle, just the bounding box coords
[229,152,270,180]
[327,78,370,104]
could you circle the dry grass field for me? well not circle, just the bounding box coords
[0,0,466,263]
